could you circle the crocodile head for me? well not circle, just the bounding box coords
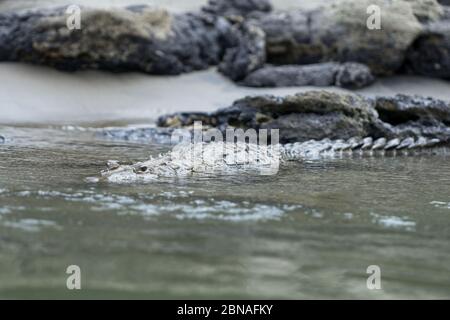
[95,142,282,183]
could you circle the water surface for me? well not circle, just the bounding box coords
[0,125,450,299]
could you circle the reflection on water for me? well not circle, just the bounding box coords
[0,125,450,299]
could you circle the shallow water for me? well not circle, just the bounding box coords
[1,124,450,299]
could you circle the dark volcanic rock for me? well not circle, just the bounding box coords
[1,0,448,85]
[158,91,450,143]
[218,20,266,81]
[405,16,450,78]
[241,62,375,89]
[256,0,424,75]
[374,94,450,140]
[0,6,246,75]
[256,10,321,66]
[405,0,445,22]
[202,0,272,18]
[159,91,383,143]
[334,63,376,89]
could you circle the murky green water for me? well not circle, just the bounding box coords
[1,124,450,299]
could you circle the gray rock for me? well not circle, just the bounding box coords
[403,0,445,22]
[218,19,266,81]
[159,91,382,143]
[0,6,248,75]
[1,0,448,86]
[375,94,450,125]
[405,16,450,78]
[241,62,375,89]
[256,0,423,75]
[254,10,319,66]
[374,94,450,141]
[202,0,272,18]
[241,63,338,87]
[158,91,450,144]
[334,63,377,89]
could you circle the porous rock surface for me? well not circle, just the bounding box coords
[157,91,450,144]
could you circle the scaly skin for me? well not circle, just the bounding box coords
[282,136,445,160]
[97,136,448,182]
[99,142,281,182]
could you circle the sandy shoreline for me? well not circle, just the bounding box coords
[1,62,449,125]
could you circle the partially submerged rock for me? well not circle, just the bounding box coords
[158,91,450,143]
[374,95,450,140]
[241,62,375,89]
[159,91,381,143]
[0,135,5,144]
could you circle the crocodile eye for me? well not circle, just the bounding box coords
[139,166,148,172]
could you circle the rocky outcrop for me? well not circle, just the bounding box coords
[217,19,266,81]
[157,91,450,144]
[1,0,449,86]
[241,62,375,89]
[158,91,382,143]
[0,6,256,75]
[405,10,450,78]
[374,95,450,140]
[404,0,444,22]
[257,0,424,75]
[228,0,450,82]
[202,0,272,18]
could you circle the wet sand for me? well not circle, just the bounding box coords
[1,62,449,125]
